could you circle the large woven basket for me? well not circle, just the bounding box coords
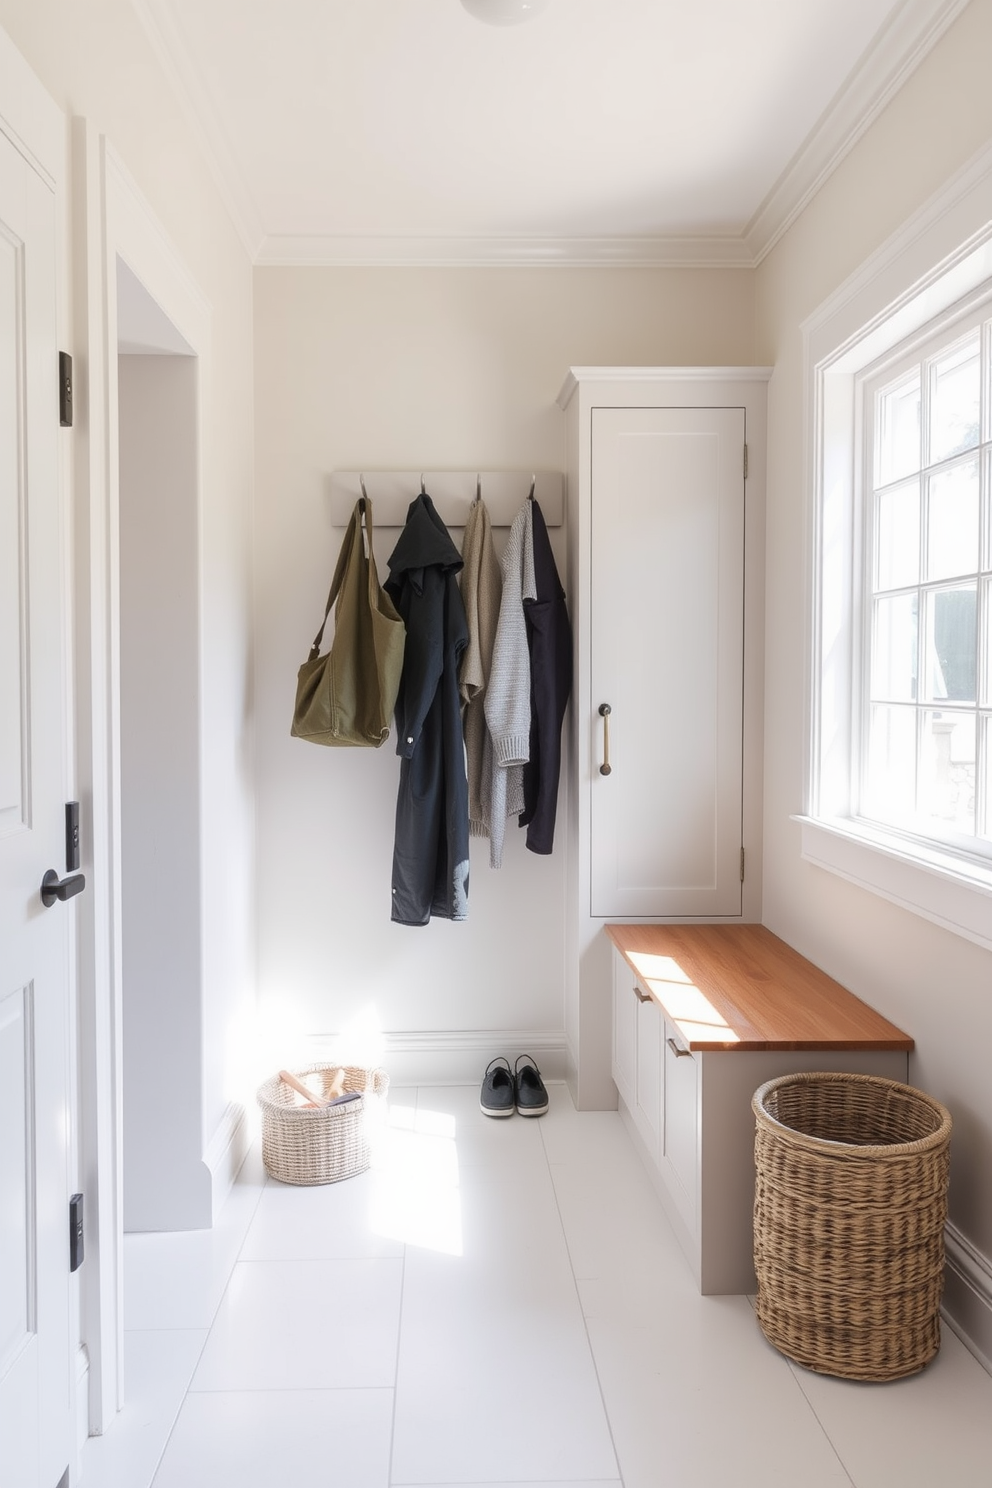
[257,1063,389,1185]
[752,1071,951,1382]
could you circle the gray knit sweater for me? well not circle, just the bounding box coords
[483,501,536,868]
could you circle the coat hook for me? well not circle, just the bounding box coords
[420,473,426,495]
[476,473,482,503]
[359,473,368,501]
[528,473,536,501]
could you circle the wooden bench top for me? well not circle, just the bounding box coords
[605,923,913,1053]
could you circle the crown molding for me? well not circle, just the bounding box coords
[132,0,968,271]
[745,0,973,265]
[130,0,265,261]
[254,233,755,269]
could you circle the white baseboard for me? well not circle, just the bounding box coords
[943,1222,992,1376]
[306,1028,567,1089]
[203,1102,250,1224]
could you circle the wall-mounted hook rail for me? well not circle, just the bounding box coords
[328,470,564,528]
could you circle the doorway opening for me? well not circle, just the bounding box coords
[116,258,209,1232]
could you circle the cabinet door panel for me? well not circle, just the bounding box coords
[634,991,662,1159]
[590,406,744,917]
[663,1019,698,1227]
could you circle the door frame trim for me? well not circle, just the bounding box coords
[73,122,210,1431]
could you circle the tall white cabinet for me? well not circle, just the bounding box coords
[558,368,771,1108]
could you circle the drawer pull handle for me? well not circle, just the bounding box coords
[667,1036,692,1058]
[633,984,651,1004]
[598,702,612,775]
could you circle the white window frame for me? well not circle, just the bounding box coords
[859,299,990,855]
[799,141,992,952]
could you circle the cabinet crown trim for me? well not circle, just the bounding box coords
[557,365,774,409]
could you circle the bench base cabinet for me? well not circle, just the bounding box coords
[608,927,914,1295]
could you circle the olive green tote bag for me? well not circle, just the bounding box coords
[291,496,405,746]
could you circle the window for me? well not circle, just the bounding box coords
[860,310,991,858]
[799,153,992,952]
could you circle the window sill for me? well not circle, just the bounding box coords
[795,815,992,954]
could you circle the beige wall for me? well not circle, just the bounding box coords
[756,0,992,1263]
[252,266,754,1062]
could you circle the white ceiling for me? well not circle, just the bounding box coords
[133,0,969,266]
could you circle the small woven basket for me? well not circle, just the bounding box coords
[752,1071,951,1382]
[257,1063,389,1185]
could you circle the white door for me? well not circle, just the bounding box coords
[590,406,745,917]
[0,127,73,1488]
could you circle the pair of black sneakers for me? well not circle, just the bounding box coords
[480,1054,549,1118]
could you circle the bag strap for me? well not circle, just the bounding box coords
[307,498,365,660]
[359,495,394,614]
[361,495,381,605]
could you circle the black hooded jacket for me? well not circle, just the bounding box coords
[386,493,470,924]
[520,497,573,853]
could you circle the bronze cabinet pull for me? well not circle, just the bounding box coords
[599,702,612,775]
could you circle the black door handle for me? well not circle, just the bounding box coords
[41,868,86,907]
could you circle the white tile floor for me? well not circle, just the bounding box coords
[80,1081,992,1488]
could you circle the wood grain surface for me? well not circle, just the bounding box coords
[605,923,913,1052]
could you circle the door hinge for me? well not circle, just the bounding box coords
[69,1192,84,1272]
[740,847,745,882]
[743,443,748,480]
[59,351,72,427]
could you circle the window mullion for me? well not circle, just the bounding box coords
[917,356,929,820]
[857,388,876,819]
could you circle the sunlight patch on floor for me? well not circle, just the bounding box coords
[367,1102,462,1256]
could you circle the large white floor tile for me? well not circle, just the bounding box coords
[393,1332,618,1486]
[124,1232,242,1334]
[190,1257,402,1392]
[587,1294,854,1488]
[151,1388,393,1488]
[789,1324,992,1488]
[412,1081,552,1166]
[550,1153,691,1295]
[240,1169,404,1261]
[79,1329,207,1488]
[392,1164,618,1484]
[124,1149,266,1331]
[538,1099,639,1168]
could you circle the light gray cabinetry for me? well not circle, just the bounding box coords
[559,368,770,1110]
[589,404,746,919]
[662,1017,698,1227]
[612,952,662,1160]
[610,945,910,1294]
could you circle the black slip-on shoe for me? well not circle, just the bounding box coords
[514,1054,549,1117]
[480,1056,515,1118]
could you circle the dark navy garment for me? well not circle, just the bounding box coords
[520,498,572,854]
[386,493,470,924]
